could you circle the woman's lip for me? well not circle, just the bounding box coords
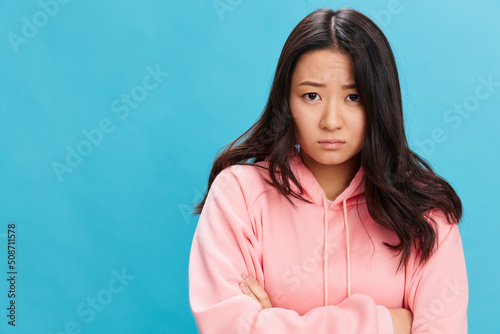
[318,140,345,144]
[318,141,345,149]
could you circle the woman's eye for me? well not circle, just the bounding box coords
[304,93,320,101]
[346,94,360,102]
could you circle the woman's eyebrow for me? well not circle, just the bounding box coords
[342,83,357,89]
[297,81,357,89]
[297,81,326,87]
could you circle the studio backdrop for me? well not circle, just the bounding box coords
[0,0,498,333]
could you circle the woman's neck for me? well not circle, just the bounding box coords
[299,151,360,202]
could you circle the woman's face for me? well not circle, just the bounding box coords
[289,49,366,169]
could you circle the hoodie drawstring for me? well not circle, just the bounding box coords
[323,197,329,306]
[343,198,352,297]
[323,197,352,306]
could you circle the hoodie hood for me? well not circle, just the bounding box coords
[286,147,366,207]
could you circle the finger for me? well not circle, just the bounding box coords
[239,281,263,308]
[240,274,271,309]
[243,275,272,309]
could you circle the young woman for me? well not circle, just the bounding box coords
[189,7,468,334]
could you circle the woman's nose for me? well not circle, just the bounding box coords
[320,101,343,131]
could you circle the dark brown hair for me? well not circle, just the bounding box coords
[193,8,462,271]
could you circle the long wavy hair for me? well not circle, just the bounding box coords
[193,8,462,271]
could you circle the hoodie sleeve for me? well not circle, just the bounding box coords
[405,209,469,333]
[189,167,393,334]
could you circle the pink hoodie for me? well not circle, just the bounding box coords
[189,150,468,333]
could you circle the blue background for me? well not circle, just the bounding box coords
[0,0,498,333]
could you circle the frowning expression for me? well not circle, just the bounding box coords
[289,49,366,167]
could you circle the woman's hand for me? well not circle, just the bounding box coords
[239,273,273,309]
[388,308,413,334]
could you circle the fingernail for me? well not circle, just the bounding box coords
[241,273,248,280]
[240,282,249,290]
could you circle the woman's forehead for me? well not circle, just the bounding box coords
[292,50,355,85]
